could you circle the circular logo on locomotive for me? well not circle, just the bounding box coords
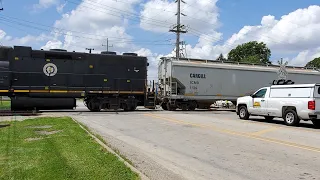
[43,63,58,76]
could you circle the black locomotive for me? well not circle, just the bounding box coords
[0,45,156,111]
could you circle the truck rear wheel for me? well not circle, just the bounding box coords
[283,110,300,126]
[238,106,249,120]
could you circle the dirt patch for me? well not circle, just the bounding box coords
[0,124,10,128]
[25,137,44,141]
[25,125,52,129]
[0,156,9,160]
[35,130,62,135]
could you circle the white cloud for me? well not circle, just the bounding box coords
[140,0,220,33]
[43,0,143,52]
[183,5,320,62]
[0,29,50,47]
[287,47,320,66]
[33,0,60,10]
[134,48,164,80]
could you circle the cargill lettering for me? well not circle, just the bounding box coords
[190,73,206,79]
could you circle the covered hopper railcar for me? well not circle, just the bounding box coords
[0,45,156,111]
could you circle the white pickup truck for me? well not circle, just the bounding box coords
[236,83,320,127]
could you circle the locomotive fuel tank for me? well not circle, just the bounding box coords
[10,97,76,111]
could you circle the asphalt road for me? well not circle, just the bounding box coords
[52,103,320,180]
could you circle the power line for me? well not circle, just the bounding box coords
[0,16,174,46]
[0,14,171,43]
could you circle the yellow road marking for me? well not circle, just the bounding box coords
[144,114,320,153]
[250,127,280,136]
[208,114,320,134]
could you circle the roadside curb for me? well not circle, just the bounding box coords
[70,117,150,180]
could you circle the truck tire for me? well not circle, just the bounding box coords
[238,106,249,120]
[283,110,300,126]
[311,120,320,129]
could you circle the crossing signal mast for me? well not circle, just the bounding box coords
[169,0,187,59]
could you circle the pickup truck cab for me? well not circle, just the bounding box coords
[236,83,320,127]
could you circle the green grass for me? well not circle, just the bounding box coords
[0,117,139,180]
[0,100,10,110]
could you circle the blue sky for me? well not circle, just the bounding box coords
[1,0,320,68]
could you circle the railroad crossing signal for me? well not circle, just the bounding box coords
[277,58,288,80]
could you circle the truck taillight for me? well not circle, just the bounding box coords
[308,101,315,110]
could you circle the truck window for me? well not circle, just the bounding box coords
[314,85,320,98]
[253,89,267,98]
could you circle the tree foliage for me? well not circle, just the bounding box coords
[217,53,226,61]
[227,41,271,64]
[305,57,320,68]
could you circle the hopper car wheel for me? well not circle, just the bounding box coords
[161,103,168,110]
[166,102,177,111]
[181,104,188,111]
[188,101,197,111]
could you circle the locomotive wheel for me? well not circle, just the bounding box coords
[87,99,101,112]
[130,105,137,111]
[122,103,130,111]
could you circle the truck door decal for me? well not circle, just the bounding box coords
[253,102,261,108]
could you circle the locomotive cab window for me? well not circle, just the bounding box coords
[0,48,9,60]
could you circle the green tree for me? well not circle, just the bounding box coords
[227,41,271,64]
[217,53,226,61]
[305,57,320,68]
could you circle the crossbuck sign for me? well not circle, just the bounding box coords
[277,59,288,80]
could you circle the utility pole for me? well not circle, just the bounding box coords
[86,48,94,54]
[0,0,3,11]
[102,38,113,51]
[169,0,187,59]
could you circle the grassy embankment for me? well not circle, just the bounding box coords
[0,99,10,110]
[0,116,139,180]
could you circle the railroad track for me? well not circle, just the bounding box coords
[0,110,40,116]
